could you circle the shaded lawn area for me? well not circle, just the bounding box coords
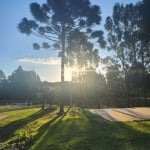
[0,106,150,150]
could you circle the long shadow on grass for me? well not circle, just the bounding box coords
[84,110,150,150]
[32,108,113,150]
[0,108,56,142]
[26,108,105,150]
[29,107,72,150]
[115,121,150,150]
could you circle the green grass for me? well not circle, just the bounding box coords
[0,106,58,148]
[0,105,25,112]
[0,106,150,150]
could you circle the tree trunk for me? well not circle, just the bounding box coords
[123,65,130,107]
[141,45,147,106]
[96,99,100,109]
[41,99,45,110]
[59,24,65,114]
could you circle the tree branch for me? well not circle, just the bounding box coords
[31,31,57,42]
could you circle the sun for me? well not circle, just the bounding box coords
[65,67,72,81]
[65,66,83,81]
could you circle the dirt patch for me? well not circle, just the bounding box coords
[0,115,8,121]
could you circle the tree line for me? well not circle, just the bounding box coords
[0,65,150,108]
[0,66,73,108]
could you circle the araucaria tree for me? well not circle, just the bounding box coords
[18,0,105,113]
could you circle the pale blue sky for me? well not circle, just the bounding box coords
[0,0,140,82]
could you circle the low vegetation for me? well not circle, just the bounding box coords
[0,106,150,150]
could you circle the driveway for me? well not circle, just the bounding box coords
[87,107,150,122]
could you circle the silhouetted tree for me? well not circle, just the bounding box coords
[0,69,6,81]
[0,69,6,88]
[104,1,150,107]
[0,69,6,101]
[71,66,106,108]
[66,29,101,68]
[18,0,105,113]
[139,0,150,38]
[40,81,56,109]
[137,0,150,104]
[84,67,106,108]
[106,65,124,101]
[104,2,150,106]
[8,66,41,102]
[144,73,150,103]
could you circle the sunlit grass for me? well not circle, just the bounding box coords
[0,106,150,150]
[0,105,24,112]
[0,106,58,148]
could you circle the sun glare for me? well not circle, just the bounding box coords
[65,65,106,81]
[65,68,72,81]
[65,67,81,81]
[96,66,106,76]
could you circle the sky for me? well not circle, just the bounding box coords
[0,0,140,82]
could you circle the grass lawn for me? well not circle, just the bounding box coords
[0,106,150,150]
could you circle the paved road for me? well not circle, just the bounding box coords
[88,107,150,122]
